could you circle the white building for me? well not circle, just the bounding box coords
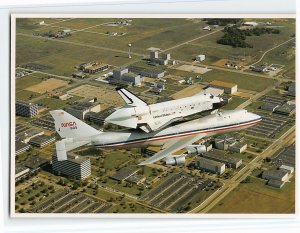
[196,54,205,62]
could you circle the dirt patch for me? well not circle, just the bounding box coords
[25,78,68,94]
[67,84,122,108]
[176,64,212,74]
[232,91,255,98]
[171,84,205,99]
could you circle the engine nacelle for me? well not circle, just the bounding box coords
[186,145,207,155]
[165,155,186,165]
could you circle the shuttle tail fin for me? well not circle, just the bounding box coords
[50,110,100,139]
[116,87,147,107]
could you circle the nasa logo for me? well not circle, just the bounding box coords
[61,122,77,128]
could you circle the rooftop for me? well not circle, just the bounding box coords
[263,169,288,180]
[111,167,139,181]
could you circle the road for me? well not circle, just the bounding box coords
[189,125,295,213]
[250,37,295,66]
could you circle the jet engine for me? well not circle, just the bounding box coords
[186,145,207,155]
[165,155,186,165]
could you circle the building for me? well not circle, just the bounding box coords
[274,103,296,116]
[261,102,279,112]
[143,146,161,156]
[229,142,247,153]
[113,67,129,79]
[195,54,205,61]
[150,51,159,59]
[16,129,44,143]
[262,169,289,182]
[121,72,142,86]
[67,101,101,120]
[28,135,56,148]
[24,156,49,172]
[52,154,91,179]
[16,100,38,117]
[15,165,30,181]
[53,92,72,100]
[111,167,139,182]
[204,87,224,96]
[243,21,258,27]
[279,165,294,174]
[267,179,285,188]
[195,157,225,175]
[126,174,146,185]
[80,62,109,74]
[72,72,87,79]
[150,87,163,94]
[288,83,295,97]
[15,141,31,155]
[202,150,242,169]
[128,66,165,78]
[203,26,212,31]
[85,107,115,125]
[214,135,236,150]
[209,80,237,94]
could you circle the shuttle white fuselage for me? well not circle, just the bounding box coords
[105,88,224,133]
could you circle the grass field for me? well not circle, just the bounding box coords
[221,96,248,110]
[16,75,43,91]
[200,69,276,92]
[209,176,295,213]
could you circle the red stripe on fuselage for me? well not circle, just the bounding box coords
[98,119,261,148]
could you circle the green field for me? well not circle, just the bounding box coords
[221,96,247,110]
[200,69,276,92]
[209,176,295,213]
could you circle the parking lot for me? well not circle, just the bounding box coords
[141,173,218,212]
[272,144,295,167]
[245,112,291,137]
[32,189,111,213]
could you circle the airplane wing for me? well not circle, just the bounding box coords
[138,133,206,165]
[116,88,147,107]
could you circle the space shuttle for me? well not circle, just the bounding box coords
[105,88,225,133]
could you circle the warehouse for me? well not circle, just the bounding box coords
[128,66,165,78]
[195,157,225,175]
[16,129,44,143]
[15,165,30,181]
[67,101,101,120]
[274,103,296,116]
[261,102,279,112]
[229,142,247,153]
[209,80,237,94]
[52,154,91,180]
[202,150,242,169]
[262,169,289,182]
[121,72,142,86]
[80,62,109,74]
[28,135,56,148]
[15,141,31,155]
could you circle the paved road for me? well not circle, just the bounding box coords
[190,125,295,213]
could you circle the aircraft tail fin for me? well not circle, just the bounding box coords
[50,110,100,139]
[116,87,147,107]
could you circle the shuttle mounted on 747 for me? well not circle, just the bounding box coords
[50,108,261,166]
[105,88,225,133]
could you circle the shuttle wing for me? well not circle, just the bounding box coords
[116,88,147,107]
[139,134,205,165]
